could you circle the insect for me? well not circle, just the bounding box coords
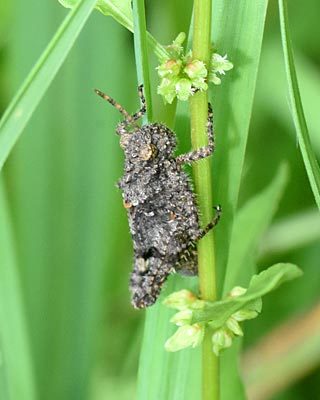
[95,85,221,308]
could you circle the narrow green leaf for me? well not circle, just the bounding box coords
[210,2,268,397]
[259,208,320,257]
[132,0,152,122]
[0,0,97,171]
[0,180,36,400]
[256,40,320,155]
[223,164,289,294]
[60,0,133,31]
[211,0,269,291]
[278,0,320,209]
[192,263,302,325]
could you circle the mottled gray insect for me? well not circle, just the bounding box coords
[95,85,221,308]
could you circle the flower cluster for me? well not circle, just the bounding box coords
[163,287,261,355]
[157,33,233,103]
[163,289,205,351]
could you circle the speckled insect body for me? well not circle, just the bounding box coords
[95,86,220,308]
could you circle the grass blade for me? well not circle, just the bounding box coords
[278,0,320,209]
[0,0,97,171]
[259,208,320,257]
[132,0,152,122]
[211,0,269,290]
[210,2,269,399]
[0,180,36,400]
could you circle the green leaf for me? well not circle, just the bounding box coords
[211,0,269,291]
[0,181,36,400]
[279,0,320,210]
[132,0,152,122]
[59,0,168,60]
[210,2,268,396]
[223,164,289,294]
[259,208,320,257]
[192,263,302,325]
[0,0,97,171]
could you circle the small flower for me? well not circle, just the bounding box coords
[163,289,198,310]
[184,60,207,80]
[212,328,233,356]
[211,53,233,74]
[175,78,194,101]
[165,323,205,352]
[157,59,182,78]
[233,309,259,322]
[208,53,233,86]
[157,77,178,104]
[165,32,186,59]
[170,309,193,326]
[226,316,243,336]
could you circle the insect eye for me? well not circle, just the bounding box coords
[119,133,131,149]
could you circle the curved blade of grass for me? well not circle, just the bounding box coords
[0,180,36,400]
[59,0,168,60]
[279,0,320,210]
[0,0,97,171]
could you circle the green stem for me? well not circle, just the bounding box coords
[190,1,219,399]
[132,0,152,123]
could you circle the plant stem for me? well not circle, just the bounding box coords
[132,0,152,123]
[190,1,219,399]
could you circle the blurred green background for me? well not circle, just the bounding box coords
[0,1,319,399]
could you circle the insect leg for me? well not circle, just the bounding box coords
[130,84,147,122]
[176,103,215,165]
[194,205,221,241]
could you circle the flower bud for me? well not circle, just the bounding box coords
[163,289,197,310]
[170,309,193,326]
[226,317,243,336]
[184,60,207,80]
[211,328,233,356]
[165,324,204,352]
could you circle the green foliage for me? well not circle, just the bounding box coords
[279,0,320,210]
[0,181,36,400]
[193,264,302,325]
[0,0,97,171]
[0,0,319,400]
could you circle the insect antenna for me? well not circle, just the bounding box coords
[94,89,134,123]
